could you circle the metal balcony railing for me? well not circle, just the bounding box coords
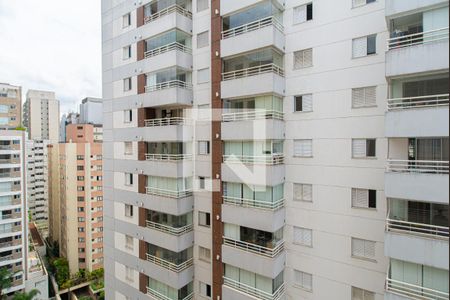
[0,158,20,164]
[0,255,13,262]
[145,80,192,93]
[147,287,193,300]
[145,42,192,58]
[145,154,192,162]
[144,117,186,127]
[387,94,449,110]
[146,220,193,236]
[144,5,192,24]
[146,254,193,273]
[223,154,284,165]
[386,219,449,239]
[222,16,284,39]
[223,196,285,211]
[387,27,449,50]
[223,277,285,300]
[222,63,285,81]
[145,187,193,199]
[387,160,449,174]
[223,237,284,258]
[222,110,284,122]
[386,278,449,300]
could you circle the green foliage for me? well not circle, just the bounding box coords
[13,126,26,131]
[98,290,105,300]
[12,289,40,300]
[51,258,70,286]
[90,279,104,291]
[0,267,12,299]
[78,296,93,300]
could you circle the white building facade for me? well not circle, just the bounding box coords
[101,0,449,299]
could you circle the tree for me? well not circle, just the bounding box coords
[12,289,40,300]
[52,258,70,286]
[0,267,12,299]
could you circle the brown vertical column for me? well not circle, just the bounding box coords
[138,141,146,161]
[211,1,223,299]
[137,40,145,61]
[138,108,146,128]
[139,273,149,294]
[138,207,147,227]
[139,239,148,259]
[138,74,146,95]
[137,6,144,28]
[138,174,146,194]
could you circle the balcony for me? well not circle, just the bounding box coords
[386,94,449,138]
[221,17,285,58]
[386,27,449,77]
[142,42,192,72]
[144,5,192,25]
[147,287,193,300]
[145,154,192,162]
[146,221,193,236]
[386,278,449,300]
[0,158,20,165]
[222,110,285,141]
[223,277,285,300]
[223,154,284,166]
[146,254,193,273]
[146,187,192,199]
[221,64,285,99]
[385,160,449,204]
[220,0,284,17]
[142,80,193,108]
[385,0,449,19]
[223,196,284,211]
[223,237,284,258]
[0,144,20,152]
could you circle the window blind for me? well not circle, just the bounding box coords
[197,31,209,48]
[294,139,313,157]
[294,227,313,246]
[352,188,368,208]
[352,139,366,157]
[352,238,376,259]
[293,5,307,24]
[295,270,313,291]
[302,94,313,111]
[352,37,367,58]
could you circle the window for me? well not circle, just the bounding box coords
[77,197,84,202]
[197,68,210,84]
[199,246,211,262]
[293,184,313,202]
[122,13,131,28]
[123,45,131,60]
[125,266,134,282]
[352,188,376,209]
[124,110,133,123]
[198,177,206,190]
[197,31,209,48]
[78,227,85,232]
[352,139,376,158]
[77,155,84,160]
[78,248,85,253]
[293,227,313,247]
[352,87,376,108]
[197,0,209,12]
[78,207,85,212]
[124,142,133,155]
[123,77,132,91]
[295,94,313,112]
[351,238,376,260]
[125,204,133,217]
[352,287,375,300]
[78,217,85,222]
[198,141,210,155]
[125,235,133,250]
[199,212,210,227]
[294,139,313,157]
[125,173,133,186]
[77,166,84,171]
[199,282,211,298]
[77,186,85,191]
[77,176,84,181]
[198,104,210,120]
[352,35,377,58]
[294,270,313,291]
[294,48,313,69]
[353,0,376,8]
[293,3,313,24]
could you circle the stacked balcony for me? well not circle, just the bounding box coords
[146,279,193,300]
[219,2,286,298]
[384,2,449,299]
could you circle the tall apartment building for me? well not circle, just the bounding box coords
[0,83,22,129]
[48,124,104,274]
[80,97,103,125]
[0,130,28,295]
[101,0,449,299]
[59,112,80,142]
[26,139,50,234]
[23,90,60,143]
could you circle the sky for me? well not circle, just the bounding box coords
[0,0,102,116]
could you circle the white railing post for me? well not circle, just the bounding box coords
[144,5,192,24]
[387,27,449,50]
[387,160,449,174]
[222,63,285,81]
[387,94,449,110]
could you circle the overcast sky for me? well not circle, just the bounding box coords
[0,0,102,116]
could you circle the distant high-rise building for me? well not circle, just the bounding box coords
[80,97,103,125]
[59,112,79,143]
[102,1,449,300]
[48,124,103,274]
[24,90,60,143]
[0,83,22,129]
[0,130,28,295]
[26,139,50,234]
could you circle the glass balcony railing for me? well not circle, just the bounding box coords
[146,254,193,273]
[145,42,192,58]
[387,94,449,110]
[147,279,193,300]
[146,287,193,300]
[222,16,283,39]
[222,63,284,81]
[222,110,284,122]
[223,277,285,300]
[223,195,285,210]
[223,154,284,165]
[387,160,449,174]
[387,27,449,50]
